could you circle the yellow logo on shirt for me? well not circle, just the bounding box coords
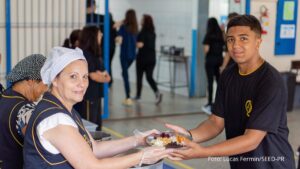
[245,100,252,117]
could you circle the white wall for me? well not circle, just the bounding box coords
[0,0,86,86]
[0,0,6,84]
[229,0,246,13]
[209,0,229,24]
[251,0,300,72]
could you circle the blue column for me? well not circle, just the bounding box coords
[196,0,209,97]
[245,0,251,14]
[5,0,12,87]
[189,29,197,97]
[102,0,110,119]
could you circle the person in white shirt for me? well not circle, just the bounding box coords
[23,47,171,169]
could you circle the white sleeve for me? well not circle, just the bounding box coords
[36,113,78,154]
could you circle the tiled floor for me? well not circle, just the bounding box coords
[102,80,300,169]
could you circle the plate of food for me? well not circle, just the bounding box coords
[146,131,188,148]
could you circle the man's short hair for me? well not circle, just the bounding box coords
[227,14,262,37]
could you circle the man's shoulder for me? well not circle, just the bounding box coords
[221,63,237,78]
[262,62,283,82]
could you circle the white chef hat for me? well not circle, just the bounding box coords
[41,46,86,85]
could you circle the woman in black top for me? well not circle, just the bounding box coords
[202,17,225,114]
[135,14,162,104]
[77,26,110,130]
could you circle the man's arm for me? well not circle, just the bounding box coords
[166,114,224,143]
[170,129,266,160]
[204,129,266,156]
[190,114,225,143]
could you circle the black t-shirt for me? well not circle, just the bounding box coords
[83,51,105,99]
[136,30,156,63]
[213,62,295,169]
[203,34,225,63]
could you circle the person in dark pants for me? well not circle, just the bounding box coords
[166,15,296,169]
[135,14,162,105]
[77,26,111,131]
[118,9,138,106]
[0,54,47,169]
[86,0,117,87]
[202,17,225,114]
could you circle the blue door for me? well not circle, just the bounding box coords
[274,0,298,55]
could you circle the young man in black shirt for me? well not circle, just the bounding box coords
[167,15,296,169]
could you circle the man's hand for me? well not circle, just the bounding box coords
[168,139,205,160]
[165,123,191,139]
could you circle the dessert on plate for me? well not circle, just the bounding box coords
[146,131,188,148]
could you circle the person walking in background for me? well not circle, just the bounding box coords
[62,29,81,49]
[219,12,239,73]
[202,17,225,115]
[77,25,111,131]
[135,14,162,105]
[0,54,47,169]
[118,9,138,106]
[86,0,118,87]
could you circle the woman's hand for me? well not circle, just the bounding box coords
[136,42,144,48]
[94,71,111,83]
[133,129,161,147]
[139,146,173,166]
[101,71,111,83]
[115,36,123,45]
